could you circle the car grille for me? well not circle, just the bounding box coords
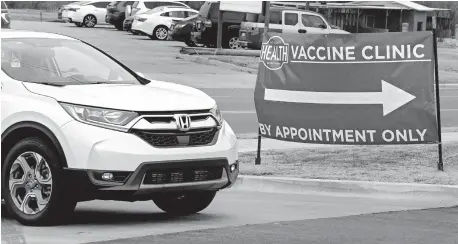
[143,166,223,184]
[134,129,218,147]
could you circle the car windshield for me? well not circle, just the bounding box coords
[1,38,140,86]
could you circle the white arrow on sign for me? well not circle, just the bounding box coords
[264,80,416,116]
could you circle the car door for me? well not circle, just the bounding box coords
[93,1,111,21]
[300,13,330,34]
[281,11,301,34]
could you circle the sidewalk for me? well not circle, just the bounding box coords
[238,131,458,153]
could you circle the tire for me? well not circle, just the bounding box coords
[153,25,169,41]
[83,15,97,28]
[153,191,216,215]
[225,36,240,49]
[2,137,77,226]
[74,22,83,27]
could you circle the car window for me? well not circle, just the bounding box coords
[185,11,197,18]
[1,38,139,85]
[93,2,111,8]
[2,1,8,9]
[161,10,186,18]
[284,12,298,26]
[198,2,211,18]
[302,14,326,28]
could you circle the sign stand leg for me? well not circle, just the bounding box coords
[433,28,444,171]
[255,128,262,165]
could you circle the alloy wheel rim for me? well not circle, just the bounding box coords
[156,28,167,40]
[85,16,95,27]
[229,37,239,49]
[9,152,52,215]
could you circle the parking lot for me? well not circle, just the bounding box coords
[2,20,458,244]
[10,20,458,136]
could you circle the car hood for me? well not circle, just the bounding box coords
[23,80,216,112]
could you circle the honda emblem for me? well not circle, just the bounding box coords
[175,114,191,131]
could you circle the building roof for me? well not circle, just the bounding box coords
[326,1,450,11]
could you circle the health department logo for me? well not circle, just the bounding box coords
[260,36,289,70]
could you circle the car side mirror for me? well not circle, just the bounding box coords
[126,5,132,17]
[319,24,327,29]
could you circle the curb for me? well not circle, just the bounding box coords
[232,175,458,199]
[180,47,260,56]
[177,54,257,74]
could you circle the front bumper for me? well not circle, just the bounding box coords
[64,158,239,201]
[60,119,238,200]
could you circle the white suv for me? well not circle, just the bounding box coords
[132,6,198,40]
[69,1,112,27]
[1,30,239,226]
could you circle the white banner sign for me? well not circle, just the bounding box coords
[219,1,262,14]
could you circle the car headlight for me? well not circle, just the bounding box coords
[210,105,223,125]
[60,103,138,132]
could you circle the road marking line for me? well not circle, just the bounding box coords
[442,96,458,98]
[221,111,257,114]
[442,109,458,112]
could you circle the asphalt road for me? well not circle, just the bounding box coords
[87,206,458,244]
[2,190,457,244]
[10,21,458,135]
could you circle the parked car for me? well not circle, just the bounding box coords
[191,2,246,49]
[123,15,135,32]
[105,1,134,30]
[69,1,112,27]
[132,6,198,40]
[130,1,190,16]
[238,8,350,50]
[1,1,11,29]
[59,1,90,23]
[1,29,239,226]
[169,14,200,46]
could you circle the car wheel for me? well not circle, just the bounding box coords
[74,22,84,27]
[153,191,216,215]
[227,36,240,49]
[2,138,77,226]
[83,15,97,28]
[153,26,169,41]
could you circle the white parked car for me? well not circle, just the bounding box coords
[68,1,112,27]
[132,7,198,40]
[1,29,239,226]
[59,1,90,24]
[130,0,190,16]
